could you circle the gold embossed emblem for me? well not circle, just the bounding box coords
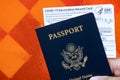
[61,43,88,71]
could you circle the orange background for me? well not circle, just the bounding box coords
[0,0,120,80]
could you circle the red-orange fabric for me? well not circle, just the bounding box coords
[0,0,120,80]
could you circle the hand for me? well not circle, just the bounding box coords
[90,58,120,80]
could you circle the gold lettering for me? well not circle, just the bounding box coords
[48,34,53,40]
[74,26,80,32]
[48,25,83,40]
[69,74,93,80]
[57,31,62,38]
[79,25,83,31]
[64,29,69,35]
[53,33,58,39]
[61,30,65,36]
[69,28,75,34]
[69,76,81,80]
[82,74,93,79]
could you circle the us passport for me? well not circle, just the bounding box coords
[36,13,112,80]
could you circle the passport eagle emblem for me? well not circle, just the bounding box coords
[61,43,88,71]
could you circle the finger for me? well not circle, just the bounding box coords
[108,58,120,76]
[90,76,120,80]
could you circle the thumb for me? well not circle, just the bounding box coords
[90,76,120,80]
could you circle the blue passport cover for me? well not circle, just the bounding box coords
[36,13,112,80]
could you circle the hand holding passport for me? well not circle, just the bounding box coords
[90,58,120,80]
[36,13,112,80]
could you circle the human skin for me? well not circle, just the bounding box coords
[90,58,120,80]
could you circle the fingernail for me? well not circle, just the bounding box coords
[89,77,99,80]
